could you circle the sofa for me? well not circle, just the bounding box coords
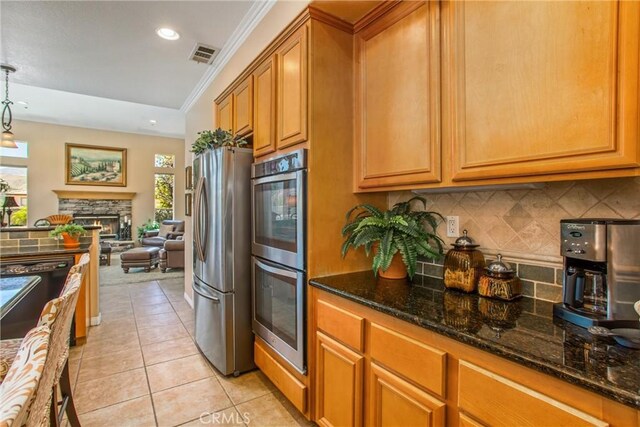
[159,238,185,272]
[141,220,185,248]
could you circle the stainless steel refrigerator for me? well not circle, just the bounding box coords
[192,146,255,376]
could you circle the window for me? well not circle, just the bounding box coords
[154,154,175,168]
[0,166,28,226]
[154,153,175,222]
[0,141,28,159]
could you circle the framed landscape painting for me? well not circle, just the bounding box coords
[65,143,127,186]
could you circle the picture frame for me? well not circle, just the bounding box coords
[185,193,192,216]
[185,166,193,190]
[65,143,127,186]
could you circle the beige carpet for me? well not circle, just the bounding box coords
[100,256,184,286]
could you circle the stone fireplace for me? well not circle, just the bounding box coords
[54,190,136,240]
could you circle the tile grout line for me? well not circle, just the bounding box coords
[135,279,161,427]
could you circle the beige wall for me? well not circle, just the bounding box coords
[183,0,310,301]
[4,120,185,228]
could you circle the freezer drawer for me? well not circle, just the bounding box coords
[193,280,234,375]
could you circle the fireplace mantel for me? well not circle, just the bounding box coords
[53,190,137,200]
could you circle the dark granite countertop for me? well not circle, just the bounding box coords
[0,244,91,260]
[310,271,640,410]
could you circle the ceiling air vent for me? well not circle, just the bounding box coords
[189,43,219,65]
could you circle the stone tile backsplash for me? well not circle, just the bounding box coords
[393,176,640,302]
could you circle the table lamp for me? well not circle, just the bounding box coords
[2,196,19,227]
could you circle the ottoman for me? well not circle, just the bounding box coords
[120,247,160,273]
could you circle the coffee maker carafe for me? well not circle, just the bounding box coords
[553,219,640,328]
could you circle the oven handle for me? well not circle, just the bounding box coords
[254,258,298,279]
[192,281,220,303]
[252,172,298,185]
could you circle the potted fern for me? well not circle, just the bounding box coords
[342,197,444,279]
[191,128,248,155]
[50,224,86,249]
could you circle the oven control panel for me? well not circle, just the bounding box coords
[252,149,307,178]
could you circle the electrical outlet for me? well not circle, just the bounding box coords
[446,216,459,237]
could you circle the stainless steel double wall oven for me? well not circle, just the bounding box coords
[251,149,307,374]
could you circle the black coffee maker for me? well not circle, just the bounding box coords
[553,219,640,328]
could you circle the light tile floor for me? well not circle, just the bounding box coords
[68,277,313,426]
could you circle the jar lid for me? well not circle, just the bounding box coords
[485,254,515,274]
[452,229,479,249]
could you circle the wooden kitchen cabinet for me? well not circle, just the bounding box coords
[252,56,277,157]
[315,332,364,427]
[443,0,640,182]
[276,25,308,149]
[353,0,640,191]
[215,94,233,133]
[369,362,445,427]
[310,288,631,427]
[232,75,253,137]
[354,1,441,190]
[457,361,607,427]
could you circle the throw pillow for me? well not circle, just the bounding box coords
[158,224,174,239]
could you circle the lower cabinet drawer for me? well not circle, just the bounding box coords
[369,322,446,398]
[369,362,445,427]
[317,299,365,352]
[254,339,307,413]
[458,360,608,427]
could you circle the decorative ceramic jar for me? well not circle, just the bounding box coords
[443,230,485,293]
[478,254,522,301]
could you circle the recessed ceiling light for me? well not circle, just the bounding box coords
[156,28,180,41]
[149,119,157,125]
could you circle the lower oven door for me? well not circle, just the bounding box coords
[252,256,305,374]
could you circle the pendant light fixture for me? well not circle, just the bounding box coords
[1,64,17,149]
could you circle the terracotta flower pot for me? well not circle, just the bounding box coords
[378,251,407,280]
[61,232,80,249]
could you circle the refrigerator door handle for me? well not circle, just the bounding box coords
[193,281,221,303]
[194,176,208,262]
[194,177,203,262]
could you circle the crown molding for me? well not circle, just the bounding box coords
[180,0,277,114]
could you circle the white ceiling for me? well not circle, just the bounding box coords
[0,1,274,138]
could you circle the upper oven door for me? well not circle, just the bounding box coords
[252,170,305,270]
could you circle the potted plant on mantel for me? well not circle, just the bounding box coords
[50,224,86,249]
[341,197,445,280]
[190,128,248,154]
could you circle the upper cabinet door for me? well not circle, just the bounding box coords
[444,1,640,181]
[277,25,308,149]
[233,75,254,137]
[355,2,441,191]
[253,56,277,158]
[216,94,233,134]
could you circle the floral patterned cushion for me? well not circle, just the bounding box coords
[37,298,63,329]
[0,326,50,427]
[60,253,90,296]
[0,339,22,385]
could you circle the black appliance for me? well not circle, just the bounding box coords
[1,255,75,340]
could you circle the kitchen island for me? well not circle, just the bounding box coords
[309,271,639,426]
[0,226,101,343]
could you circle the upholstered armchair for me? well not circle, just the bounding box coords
[141,220,185,248]
[159,238,184,272]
